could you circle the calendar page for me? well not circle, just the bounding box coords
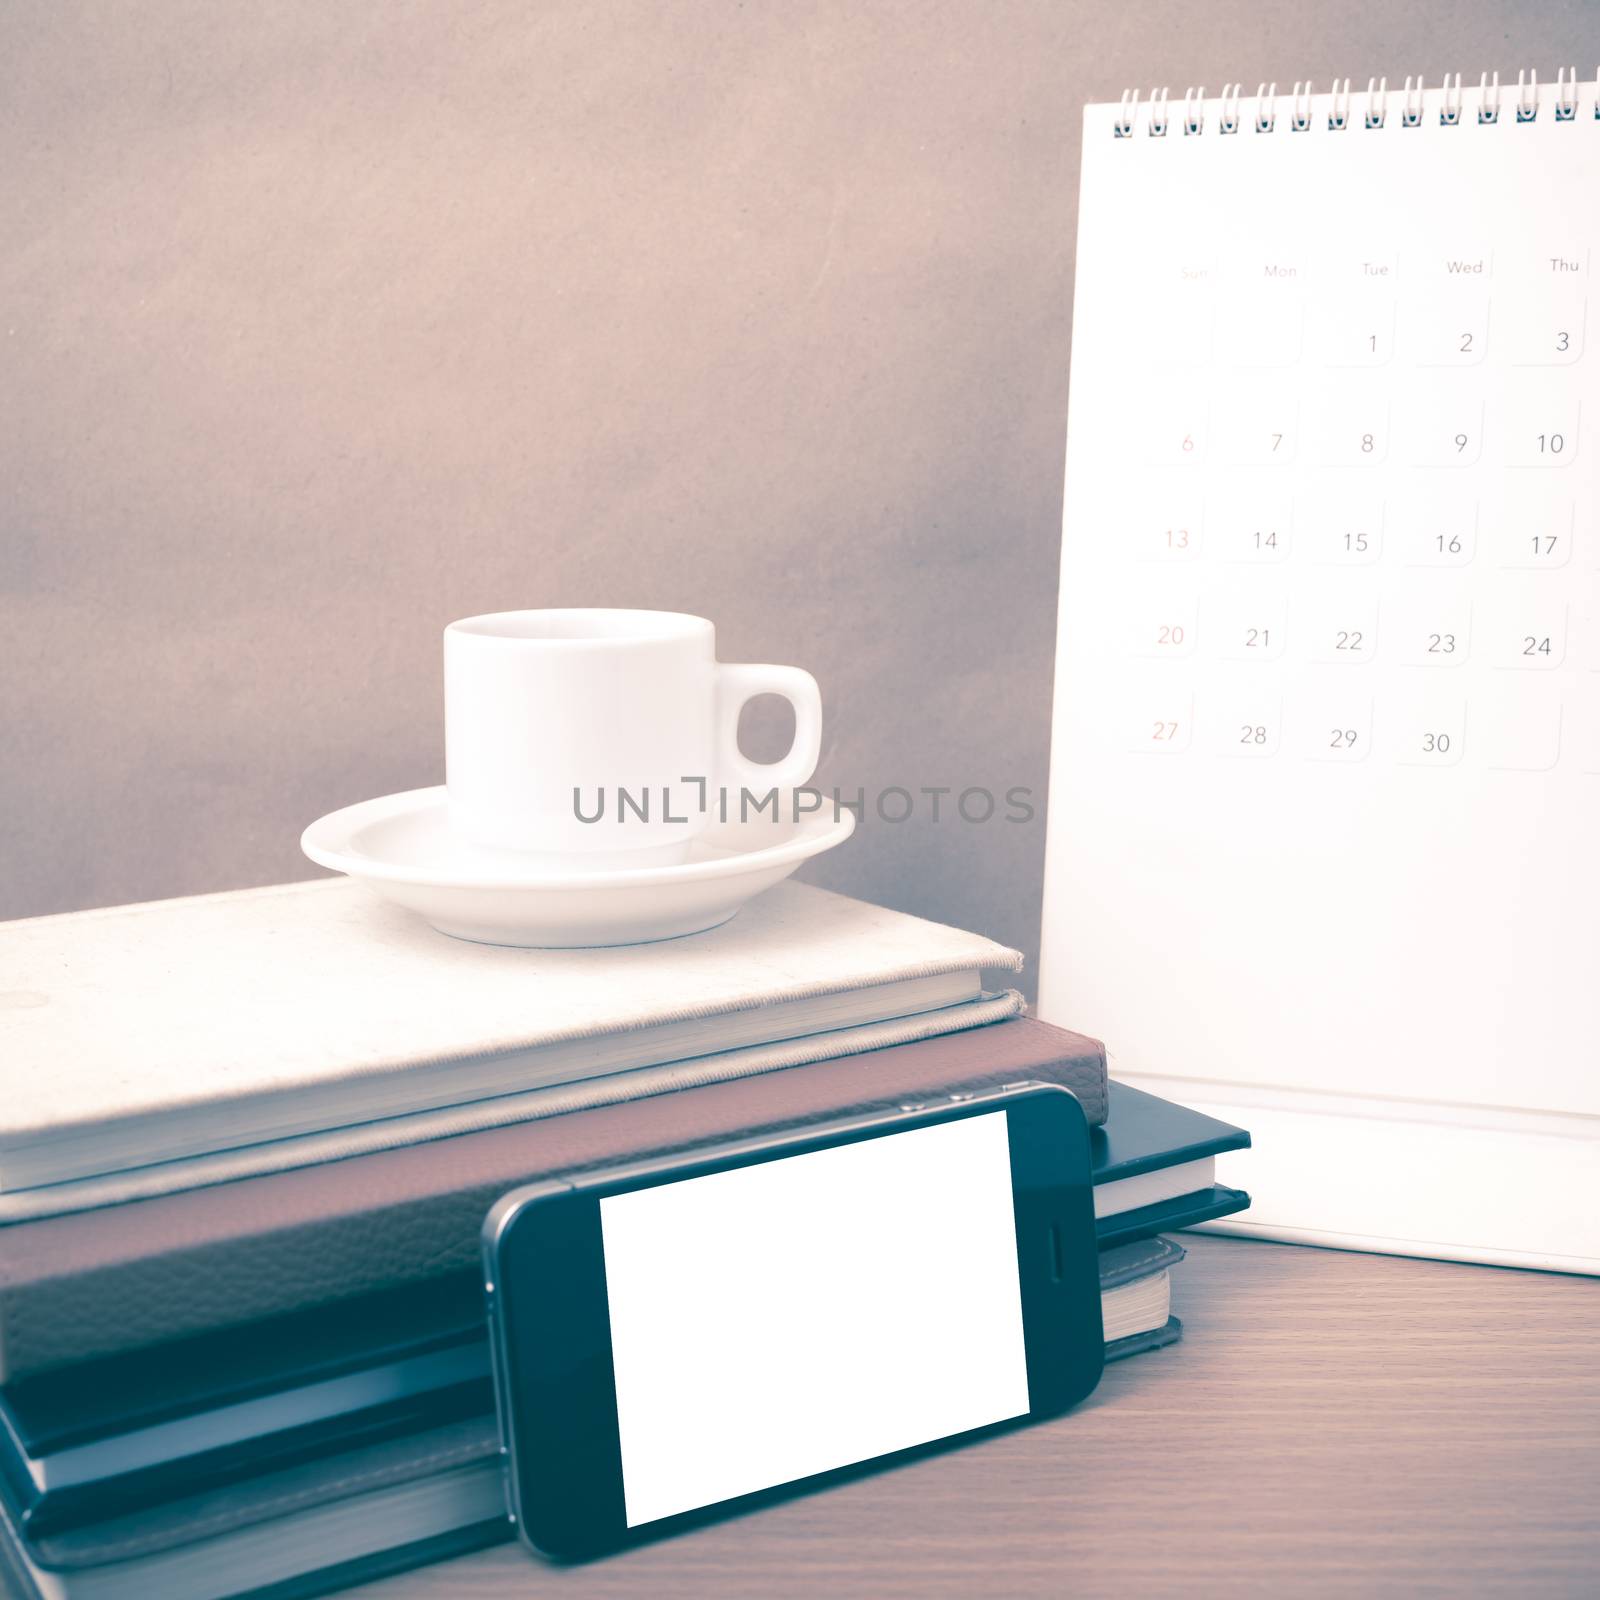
[1040,76,1600,1267]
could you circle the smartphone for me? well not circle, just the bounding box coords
[481,1082,1103,1561]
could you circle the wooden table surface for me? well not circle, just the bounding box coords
[361,1235,1600,1599]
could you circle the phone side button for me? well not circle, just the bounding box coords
[898,1102,925,1112]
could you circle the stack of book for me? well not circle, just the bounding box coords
[0,879,1250,1600]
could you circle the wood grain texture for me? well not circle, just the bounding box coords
[359,1236,1600,1599]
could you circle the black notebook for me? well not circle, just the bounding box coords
[0,1237,1198,1600]
[1091,1082,1252,1245]
[1,1085,1247,1548]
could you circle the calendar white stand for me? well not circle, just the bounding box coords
[1040,73,1600,1275]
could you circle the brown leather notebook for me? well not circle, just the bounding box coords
[0,1016,1107,1382]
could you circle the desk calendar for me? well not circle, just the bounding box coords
[1039,73,1600,1273]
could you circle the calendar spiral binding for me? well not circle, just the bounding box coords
[1112,69,1594,138]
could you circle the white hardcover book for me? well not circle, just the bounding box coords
[0,879,1021,1206]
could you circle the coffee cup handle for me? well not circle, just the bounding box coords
[714,664,823,796]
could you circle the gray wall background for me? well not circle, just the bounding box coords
[2,1,1592,983]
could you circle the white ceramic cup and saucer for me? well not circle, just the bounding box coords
[302,609,854,947]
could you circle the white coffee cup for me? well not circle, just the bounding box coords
[443,609,823,866]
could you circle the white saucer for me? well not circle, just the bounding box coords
[300,787,856,948]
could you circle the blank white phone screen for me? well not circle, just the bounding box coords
[599,1110,1030,1527]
